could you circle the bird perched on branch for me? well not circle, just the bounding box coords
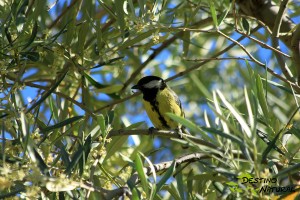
[132,76,190,136]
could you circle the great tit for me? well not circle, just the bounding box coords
[132,76,189,135]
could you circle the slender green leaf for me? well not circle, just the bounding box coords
[204,110,211,127]
[273,162,300,178]
[96,114,106,137]
[55,141,70,166]
[98,0,117,19]
[118,29,156,50]
[139,152,156,183]
[164,184,181,200]
[209,1,218,28]
[33,148,49,175]
[84,72,122,93]
[49,96,59,121]
[264,79,296,95]
[119,153,134,164]
[217,90,252,138]
[77,21,89,53]
[83,72,108,88]
[261,131,283,160]
[23,21,38,50]
[257,129,285,155]
[156,161,176,192]
[187,170,194,196]
[244,87,254,129]
[125,121,145,130]
[256,74,269,120]
[165,113,212,142]
[289,125,300,140]
[79,135,92,176]
[106,110,115,125]
[114,0,126,37]
[105,136,127,160]
[49,21,71,44]
[41,115,83,133]
[217,5,230,26]
[65,144,84,175]
[242,18,250,35]
[50,119,84,146]
[92,57,124,69]
[131,187,140,200]
[190,73,212,99]
[127,0,137,19]
[176,171,185,200]
[135,153,149,196]
[139,152,156,199]
[201,127,244,146]
[213,91,229,134]
[5,27,13,46]
[65,9,76,45]
[138,0,145,17]
[20,51,39,61]
[95,85,123,94]
[182,31,190,57]
[209,103,243,139]
[19,110,29,156]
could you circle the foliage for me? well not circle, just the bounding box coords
[0,0,300,199]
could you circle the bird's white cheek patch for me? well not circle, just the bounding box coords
[143,80,162,88]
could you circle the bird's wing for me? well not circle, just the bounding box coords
[169,88,185,117]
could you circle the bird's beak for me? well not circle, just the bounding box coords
[131,84,140,90]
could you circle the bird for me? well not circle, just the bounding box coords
[131,76,189,136]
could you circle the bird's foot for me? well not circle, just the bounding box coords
[149,127,157,134]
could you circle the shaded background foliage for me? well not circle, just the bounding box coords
[0,0,300,199]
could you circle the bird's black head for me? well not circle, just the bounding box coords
[132,76,167,101]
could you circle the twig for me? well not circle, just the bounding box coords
[5,75,94,116]
[236,29,291,58]
[272,0,289,41]
[215,30,299,91]
[94,25,300,113]
[119,32,183,95]
[46,177,132,199]
[117,16,225,98]
[47,0,60,11]
[290,19,300,83]
[217,30,265,66]
[185,57,254,62]
[94,26,261,112]
[94,92,141,113]
[128,153,208,185]
[271,0,294,81]
[48,0,80,29]
[166,26,261,82]
[108,129,218,149]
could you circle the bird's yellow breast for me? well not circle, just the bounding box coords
[142,87,184,129]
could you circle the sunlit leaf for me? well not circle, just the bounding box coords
[135,153,149,197]
[216,90,252,138]
[209,1,218,28]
